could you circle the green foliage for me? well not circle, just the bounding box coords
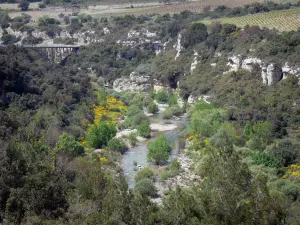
[138,120,151,138]
[55,133,84,157]
[182,23,208,48]
[134,167,154,182]
[247,121,273,150]
[86,121,116,148]
[160,158,181,180]
[147,101,159,114]
[107,138,128,154]
[189,108,225,137]
[155,90,169,103]
[243,120,253,139]
[163,105,183,119]
[134,178,157,197]
[148,135,172,164]
[249,151,281,168]
[18,0,30,11]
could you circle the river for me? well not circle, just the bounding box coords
[120,113,188,188]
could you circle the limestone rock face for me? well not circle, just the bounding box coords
[241,57,262,71]
[190,51,199,73]
[261,64,283,85]
[113,72,152,92]
[282,62,300,79]
[173,33,182,60]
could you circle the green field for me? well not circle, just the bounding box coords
[203,7,300,31]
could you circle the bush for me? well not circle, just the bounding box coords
[38,2,46,9]
[134,178,157,197]
[134,167,155,182]
[249,151,281,168]
[126,132,138,146]
[107,138,127,154]
[86,121,116,148]
[138,120,151,138]
[55,133,84,157]
[155,90,169,103]
[148,135,172,164]
[1,34,19,45]
[18,0,30,11]
[163,105,183,119]
[147,102,159,114]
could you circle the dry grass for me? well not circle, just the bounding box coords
[0,2,39,10]
[203,7,300,31]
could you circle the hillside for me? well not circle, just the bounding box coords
[2,0,300,224]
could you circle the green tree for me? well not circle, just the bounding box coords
[182,23,208,48]
[18,0,30,11]
[243,120,253,139]
[147,135,171,164]
[134,179,157,197]
[86,121,116,148]
[55,133,84,157]
[138,120,151,138]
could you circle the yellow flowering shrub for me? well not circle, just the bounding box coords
[93,96,127,124]
[188,136,216,155]
[283,164,300,179]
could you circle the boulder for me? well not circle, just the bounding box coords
[241,57,262,71]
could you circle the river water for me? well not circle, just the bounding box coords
[120,114,188,188]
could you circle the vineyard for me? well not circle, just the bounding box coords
[4,0,300,19]
[204,7,300,31]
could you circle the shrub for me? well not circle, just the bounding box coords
[147,102,159,114]
[163,105,183,119]
[249,151,281,168]
[138,120,151,138]
[86,121,116,148]
[155,90,169,103]
[135,167,155,182]
[134,178,157,197]
[148,135,171,164]
[55,133,84,157]
[1,34,19,45]
[38,2,46,9]
[126,132,138,146]
[107,138,127,154]
[18,0,30,11]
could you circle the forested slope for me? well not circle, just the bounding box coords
[1,1,300,224]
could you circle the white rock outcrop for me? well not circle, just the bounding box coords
[241,57,262,71]
[261,64,283,85]
[173,33,182,60]
[190,51,199,73]
[113,72,152,92]
[282,62,300,79]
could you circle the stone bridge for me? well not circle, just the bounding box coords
[23,44,81,62]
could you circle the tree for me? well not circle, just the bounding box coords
[134,178,157,197]
[147,135,171,164]
[55,133,84,157]
[182,23,208,48]
[138,120,151,138]
[107,138,128,154]
[86,121,116,148]
[18,0,30,11]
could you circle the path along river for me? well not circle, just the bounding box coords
[120,113,188,188]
